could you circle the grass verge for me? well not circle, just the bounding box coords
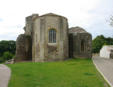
[8,59,110,87]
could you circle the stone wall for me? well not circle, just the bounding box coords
[25,14,39,36]
[15,13,92,62]
[69,27,92,58]
[32,14,68,62]
[73,33,92,58]
[15,34,32,62]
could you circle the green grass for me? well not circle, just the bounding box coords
[7,59,110,87]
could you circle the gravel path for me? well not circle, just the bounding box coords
[0,64,11,87]
[93,56,113,87]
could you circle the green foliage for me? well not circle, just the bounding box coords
[92,35,106,53]
[8,59,110,87]
[92,35,113,53]
[0,40,16,56]
[0,51,13,63]
[0,40,16,63]
[2,51,13,60]
[0,57,4,63]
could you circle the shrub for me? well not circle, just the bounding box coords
[0,57,4,63]
[2,51,13,61]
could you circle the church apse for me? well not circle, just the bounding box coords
[15,13,92,62]
[32,13,69,62]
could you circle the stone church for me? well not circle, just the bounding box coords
[15,13,92,62]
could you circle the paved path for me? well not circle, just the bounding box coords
[0,64,11,87]
[93,56,113,87]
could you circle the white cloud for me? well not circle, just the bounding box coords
[0,0,113,40]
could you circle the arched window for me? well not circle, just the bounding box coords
[49,29,56,43]
[81,40,85,52]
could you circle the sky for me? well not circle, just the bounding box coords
[0,0,113,40]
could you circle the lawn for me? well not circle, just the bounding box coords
[7,59,110,87]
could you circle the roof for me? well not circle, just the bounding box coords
[40,13,67,19]
[69,26,87,33]
[102,45,113,52]
[103,45,113,48]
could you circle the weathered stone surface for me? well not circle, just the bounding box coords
[15,34,32,62]
[15,13,92,62]
[25,14,39,36]
[32,13,68,62]
[5,59,14,64]
[69,27,92,58]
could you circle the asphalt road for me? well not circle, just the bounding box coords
[93,56,113,87]
[0,64,11,87]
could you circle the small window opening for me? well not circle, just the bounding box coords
[49,29,56,43]
[81,40,85,52]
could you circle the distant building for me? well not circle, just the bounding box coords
[100,45,113,59]
[15,13,92,62]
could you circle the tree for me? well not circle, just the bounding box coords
[0,40,16,56]
[0,40,16,63]
[92,35,106,53]
[92,35,113,53]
